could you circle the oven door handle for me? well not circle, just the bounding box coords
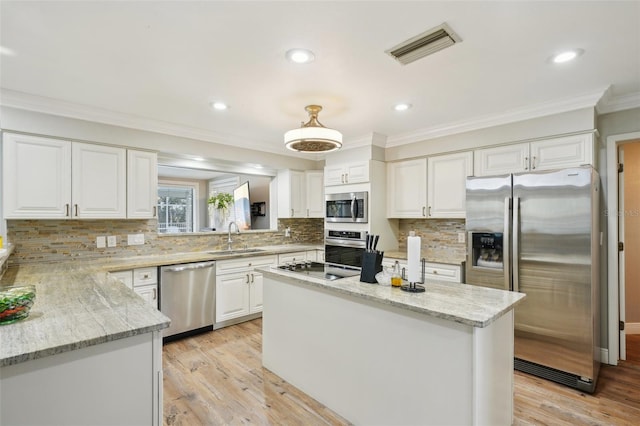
[325,240,366,249]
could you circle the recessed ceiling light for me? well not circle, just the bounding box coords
[210,101,228,111]
[551,49,584,64]
[394,103,412,111]
[286,48,315,64]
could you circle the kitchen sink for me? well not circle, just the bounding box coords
[208,248,266,255]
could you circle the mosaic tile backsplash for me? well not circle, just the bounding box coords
[7,218,324,265]
[397,219,467,263]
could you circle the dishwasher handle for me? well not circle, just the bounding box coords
[162,261,216,273]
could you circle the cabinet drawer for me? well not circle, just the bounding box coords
[278,251,307,265]
[216,255,277,274]
[423,263,461,283]
[133,267,157,286]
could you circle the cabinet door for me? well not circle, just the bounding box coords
[134,284,158,308]
[427,151,473,218]
[277,170,305,218]
[110,270,134,290]
[215,272,250,322]
[324,165,346,186]
[3,133,72,219]
[249,271,263,314]
[127,150,158,219]
[345,161,369,184]
[72,142,126,218]
[387,159,427,218]
[474,143,530,176]
[530,134,593,171]
[305,171,324,217]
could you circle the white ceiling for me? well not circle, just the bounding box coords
[1,1,639,157]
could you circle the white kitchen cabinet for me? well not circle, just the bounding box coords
[277,169,324,218]
[3,133,127,219]
[110,266,158,308]
[215,255,276,325]
[474,133,595,176]
[324,161,369,186]
[127,150,158,219]
[427,151,473,218]
[386,158,428,218]
[305,170,325,218]
[3,133,72,219]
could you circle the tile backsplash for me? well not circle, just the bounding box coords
[6,218,323,265]
[397,219,466,263]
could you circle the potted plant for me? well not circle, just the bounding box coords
[208,192,234,229]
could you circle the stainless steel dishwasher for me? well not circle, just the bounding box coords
[159,261,216,341]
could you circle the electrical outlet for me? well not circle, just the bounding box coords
[107,235,117,247]
[127,233,145,246]
[96,236,106,248]
[284,227,291,238]
[457,233,466,243]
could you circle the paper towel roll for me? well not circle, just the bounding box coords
[407,231,421,283]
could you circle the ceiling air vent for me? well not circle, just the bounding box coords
[386,23,461,65]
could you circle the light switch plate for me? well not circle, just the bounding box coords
[107,235,117,247]
[127,233,145,246]
[96,236,106,248]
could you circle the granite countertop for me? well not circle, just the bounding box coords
[0,244,321,367]
[260,267,525,328]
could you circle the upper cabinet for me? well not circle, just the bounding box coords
[474,133,595,176]
[324,161,369,186]
[2,133,156,219]
[277,169,324,218]
[387,152,473,219]
[427,151,474,218]
[127,150,158,219]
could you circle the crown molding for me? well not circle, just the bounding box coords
[385,88,609,147]
[0,88,310,158]
[596,87,640,115]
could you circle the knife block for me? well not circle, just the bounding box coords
[360,251,383,284]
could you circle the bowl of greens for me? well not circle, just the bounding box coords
[0,285,36,325]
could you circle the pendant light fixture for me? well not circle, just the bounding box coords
[284,105,342,153]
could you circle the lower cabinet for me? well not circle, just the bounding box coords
[110,267,158,309]
[215,255,276,325]
[381,259,463,283]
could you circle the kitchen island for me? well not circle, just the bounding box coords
[261,267,526,426]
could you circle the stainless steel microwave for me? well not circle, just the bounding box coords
[325,191,368,223]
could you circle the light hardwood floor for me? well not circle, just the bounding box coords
[163,319,640,425]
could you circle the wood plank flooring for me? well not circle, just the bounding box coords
[163,319,640,425]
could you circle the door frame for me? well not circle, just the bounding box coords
[607,131,640,365]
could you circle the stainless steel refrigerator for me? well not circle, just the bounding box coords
[465,166,600,393]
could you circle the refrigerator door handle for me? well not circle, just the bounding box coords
[512,196,520,292]
[504,197,511,291]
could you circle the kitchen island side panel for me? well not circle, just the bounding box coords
[263,277,514,426]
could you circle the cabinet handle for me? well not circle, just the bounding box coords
[291,209,294,217]
[152,288,157,300]
[428,206,432,217]
[422,206,426,217]
[345,173,348,183]
[524,156,529,171]
[341,174,344,183]
[65,203,70,217]
[153,206,157,217]
[74,204,79,217]
[246,274,250,284]
[251,273,254,284]
[532,156,537,170]
[307,208,309,217]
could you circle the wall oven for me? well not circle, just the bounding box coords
[324,229,366,269]
[325,191,368,223]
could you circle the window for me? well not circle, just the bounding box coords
[157,182,198,233]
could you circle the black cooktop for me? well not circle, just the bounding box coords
[277,261,360,281]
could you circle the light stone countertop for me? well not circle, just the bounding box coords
[260,266,525,328]
[0,244,321,367]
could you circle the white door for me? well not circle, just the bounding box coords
[72,142,126,218]
[305,171,324,217]
[249,271,264,314]
[530,134,593,171]
[386,159,427,218]
[127,150,158,219]
[427,151,473,218]
[474,143,530,176]
[3,133,72,218]
[216,272,250,322]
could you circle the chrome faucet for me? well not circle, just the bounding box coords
[227,221,239,251]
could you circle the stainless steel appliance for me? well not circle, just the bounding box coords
[277,261,361,281]
[325,191,368,223]
[159,261,216,341]
[466,166,600,393]
[324,229,366,268]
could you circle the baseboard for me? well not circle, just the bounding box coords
[626,322,640,334]
[600,347,609,364]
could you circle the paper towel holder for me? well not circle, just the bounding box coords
[401,258,426,293]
